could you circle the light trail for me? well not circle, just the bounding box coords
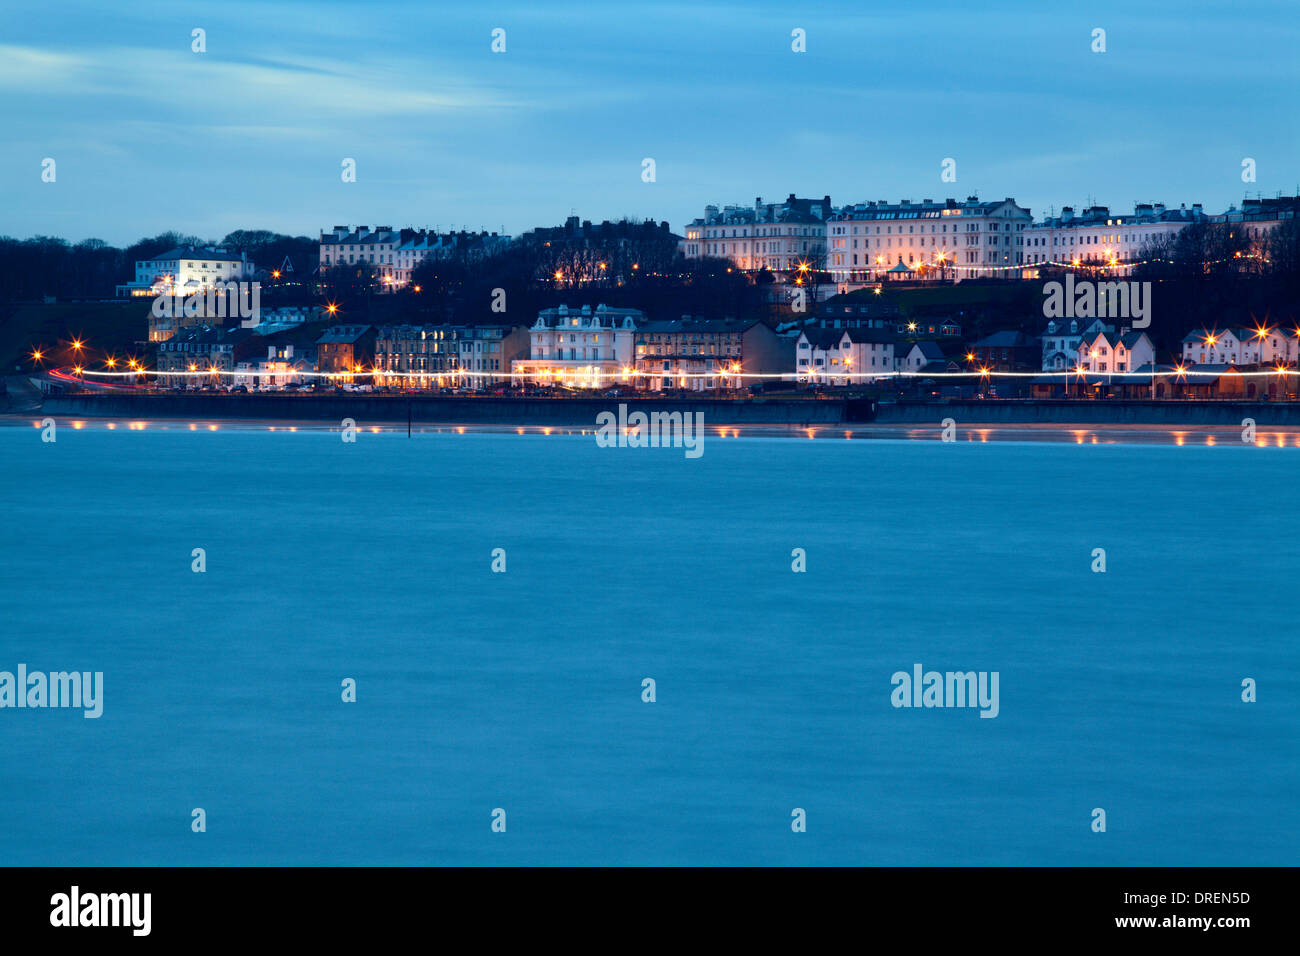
[67,366,1300,383]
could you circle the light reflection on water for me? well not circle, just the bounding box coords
[8,417,1300,446]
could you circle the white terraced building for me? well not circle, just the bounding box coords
[392,231,511,288]
[680,194,834,274]
[319,226,511,289]
[825,196,1032,287]
[318,225,403,284]
[1022,203,1205,274]
[1211,196,1300,256]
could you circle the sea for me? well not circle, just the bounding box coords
[1,419,1297,865]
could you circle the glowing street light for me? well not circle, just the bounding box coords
[71,338,85,352]
[30,349,44,364]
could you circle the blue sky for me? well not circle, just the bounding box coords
[4,0,1297,245]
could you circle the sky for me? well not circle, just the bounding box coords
[3,0,1297,246]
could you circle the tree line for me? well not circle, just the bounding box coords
[0,231,319,301]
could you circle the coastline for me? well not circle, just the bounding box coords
[22,390,1300,429]
[6,411,1300,445]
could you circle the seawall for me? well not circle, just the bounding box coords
[30,393,1300,427]
[873,400,1300,426]
[37,392,855,425]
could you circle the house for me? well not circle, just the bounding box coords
[233,343,315,390]
[899,341,948,374]
[795,327,845,385]
[1077,330,1155,374]
[970,330,1038,371]
[1039,318,1111,370]
[1180,327,1294,367]
[896,316,963,338]
[315,325,376,379]
[837,327,896,384]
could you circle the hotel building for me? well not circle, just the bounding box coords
[511,304,641,388]
[632,318,793,391]
[118,246,256,298]
[1023,203,1205,274]
[680,194,834,274]
[825,197,1032,287]
[373,324,529,387]
[1211,196,1300,260]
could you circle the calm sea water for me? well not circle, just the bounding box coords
[1,423,1297,865]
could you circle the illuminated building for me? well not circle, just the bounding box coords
[117,245,255,298]
[827,196,1032,286]
[680,194,833,274]
[511,304,641,388]
[1023,202,1205,274]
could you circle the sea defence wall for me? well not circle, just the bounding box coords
[39,392,854,425]
[33,392,1300,427]
[874,400,1300,426]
